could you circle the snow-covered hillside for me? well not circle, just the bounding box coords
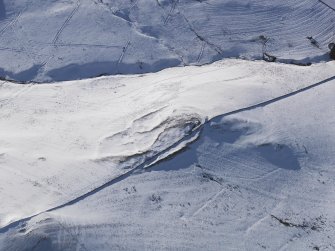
[0,0,334,82]
[1,0,335,250]
[0,59,335,250]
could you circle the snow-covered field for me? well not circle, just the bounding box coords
[1,0,335,250]
[1,59,335,250]
[0,0,334,82]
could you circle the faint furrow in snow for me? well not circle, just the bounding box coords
[111,8,186,65]
[190,187,226,218]
[117,40,131,73]
[0,83,35,108]
[54,220,89,251]
[46,42,121,49]
[183,172,228,220]
[0,6,26,38]
[318,0,335,11]
[245,214,271,235]
[35,54,56,79]
[0,46,23,53]
[155,0,163,8]
[208,154,281,181]
[164,0,179,25]
[52,0,81,45]
[93,0,186,66]
[193,0,215,6]
[180,13,223,56]
[196,41,206,64]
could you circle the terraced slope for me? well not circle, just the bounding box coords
[0,0,334,82]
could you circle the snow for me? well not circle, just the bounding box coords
[1,0,335,249]
[0,59,335,250]
[321,0,335,9]
[0,0,334,82]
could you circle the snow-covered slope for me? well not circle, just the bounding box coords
[0,59,334,250]
[0,0,334,82]
[1,0,335,249]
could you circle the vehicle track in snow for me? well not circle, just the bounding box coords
[196,41,206,64]
[318,0,335,11]
[52,0,81,45]
[180,12,223,56]
[0,3,28,38]
[164,0,179,25]
[37,42,122,50]
[116,40,131,72]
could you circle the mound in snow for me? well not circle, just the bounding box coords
[0,0,334,82]
[0,59,335,250]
